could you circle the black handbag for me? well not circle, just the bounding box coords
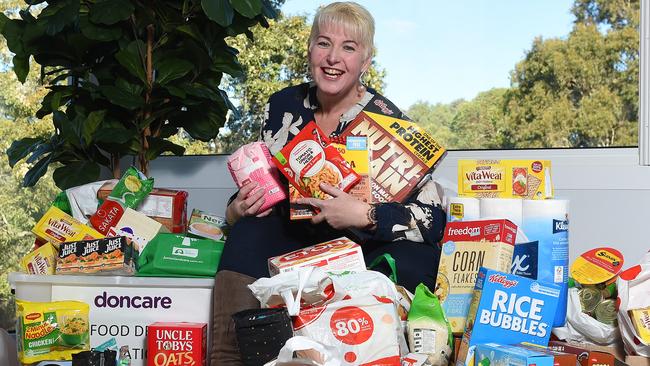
[232,308,294,366]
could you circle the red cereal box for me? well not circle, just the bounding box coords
[272,121,361,200]
[147,322,207,366]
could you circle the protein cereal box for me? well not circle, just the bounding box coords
[32,206,104,247]
[456,268,561,366]
[474,343,554,366]
[458,160,553,200]
[290,136,372,220]
[435,219,517,334]
[268,237,365,276]
[342,111,446,203]
[273,121,360,200]
[146,322,207,366]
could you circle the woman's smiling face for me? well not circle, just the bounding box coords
[309,24,371,100]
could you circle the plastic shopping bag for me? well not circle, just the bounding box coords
[264,336,343,366]
[552,287,620,346]
[617,251,650,356]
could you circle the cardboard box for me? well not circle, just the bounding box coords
[458,159,553,199]
[456,268,561,366]
[268,237,365,276]
[436,219,517,334]
[548,341,622,366]
[111,208,169,253]
[187,209,228,241]
[147,322,207,366]
[519,343,578,366]
[625,356,650,366]
[56,236,137,275]
[475,343,554,366]
[32,206,104,247]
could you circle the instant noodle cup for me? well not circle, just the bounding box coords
[16,299,90,364]
[273,121,361,200]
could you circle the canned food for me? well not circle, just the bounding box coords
[579,287,602,313]
[595,299,618,326]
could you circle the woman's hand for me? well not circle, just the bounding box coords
[226,182,272,225]
[296,183,373,230]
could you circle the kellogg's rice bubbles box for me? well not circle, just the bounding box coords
[436,219,517,334]
[456,268,561,366]
[268,237,365,276]
[147,322,206,366]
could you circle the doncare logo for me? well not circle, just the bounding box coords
[172,247,199,258]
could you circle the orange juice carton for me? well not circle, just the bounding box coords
[268,237,365,276]
[147,322,207,366]
[474,344,554,366]
[456,268,561,366]
[458,160,553,199]
[435,219,517,334]
[32,206,104,247]
[20,242,57,275]
[187,208,228,241]
[290,136,371,220]
[228,141,287,214]
[342,111,446,203]
[56,236,137,275]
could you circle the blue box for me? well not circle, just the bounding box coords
[475,343,554,366]
[456,268,561,366]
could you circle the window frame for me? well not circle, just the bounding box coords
[640,0,649,165]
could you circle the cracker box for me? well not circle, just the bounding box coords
[146,322,207,366]
[268,237,365,276]
[629,307,650,343]
[274,121,360,200]
[436,219,517,334]
[342,111,446,203]
[458,160,553,199]
[187,209,228,241]
[456,268,561,366]
[32,206,104,247]
[20,242,57,275]
[475,343,554,366]
[290,136,372,220]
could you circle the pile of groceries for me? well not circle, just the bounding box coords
[7,108,649,366]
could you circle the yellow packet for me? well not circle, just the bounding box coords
[629,308,650,343]
[32,206,104,247]
[458,159,553,199]
[16,299,90,364]
[20,242,57,275]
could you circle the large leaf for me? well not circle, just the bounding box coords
[83,110,106,144]
[155,58,194,86]
[184,83,220,101]
[94,127,137,144]
[115,41,146,83]
[13,55,30,83]
[23,153,54,187]
[176,107,225,141]
[7,137,42,167]
[39,0,80,36]
[89,0,134,25]
[230,0,262,19]
[202,0,234,27]
[80,14,122,41]
[211,46,243,77]
[53,161,102,190]
[26,141,53,164]
[99,85,144,110]
[145,137,185,161]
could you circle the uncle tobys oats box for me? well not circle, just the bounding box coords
[436,219,517,334]
[147,322,207,366]
[456,268,561,366]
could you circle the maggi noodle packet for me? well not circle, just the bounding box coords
[273,121,361,200]
[16,299,90,364]
[90,166,154,234]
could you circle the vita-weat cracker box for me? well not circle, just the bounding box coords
[436,219,517,334]
[342,111,446,203]
[456,268,561,366]
[458,160,553,199]
[32,206,104,247]
[268,237,365,276]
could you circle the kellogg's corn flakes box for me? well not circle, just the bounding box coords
[458,160,553,200]
[456,268,561,366]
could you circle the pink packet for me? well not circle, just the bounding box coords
[227,142,287,214]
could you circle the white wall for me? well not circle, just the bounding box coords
[149,147,650,267]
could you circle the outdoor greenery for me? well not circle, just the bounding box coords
[0,0,640,329]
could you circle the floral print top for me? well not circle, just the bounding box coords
[257,82,446,246]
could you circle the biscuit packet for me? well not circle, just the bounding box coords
[90,167,154,234]
[273,121,361,202]
[16,299,90,364]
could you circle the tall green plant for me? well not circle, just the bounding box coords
[1,0,278,189]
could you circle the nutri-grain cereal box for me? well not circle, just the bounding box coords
[436,219,517,334]
[147,322,206,366]
[456,268,561,366]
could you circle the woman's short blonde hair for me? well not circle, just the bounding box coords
[308,2,375,59]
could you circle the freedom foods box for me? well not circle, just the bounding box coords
[436,219,517,334]
[458,160,553,200]
[341,111,446,203]
[456,268,561,366]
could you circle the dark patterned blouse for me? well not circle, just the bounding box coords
[257,82,446,246]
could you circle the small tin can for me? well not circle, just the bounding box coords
[579,287,602,313]
[595,299,618,326]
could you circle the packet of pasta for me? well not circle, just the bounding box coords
[16,299,90,364]
[273,121,361,201]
